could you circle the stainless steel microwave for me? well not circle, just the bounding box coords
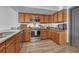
[58,24,67,30]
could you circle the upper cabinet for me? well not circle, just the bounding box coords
[40,15,49,23]
[18,10,65,23]
[57,10,65,22]
[24,13,30,23]
[53,13,58,23]
[49,9,65,23]
[44,15,49,23]
[49,15,54,23]
[39,15,44,23]
[18,13,25,23]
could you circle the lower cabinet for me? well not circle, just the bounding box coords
[47,29,52,39]
[6,42,15,53]
[6,33,20,53]
[40,29,66,45]
[23,29,30,42]
[51,30,66,45]
[15,39,20,53]
[0,42,6,53]
[0,32,20,53]
[40,29,47,40]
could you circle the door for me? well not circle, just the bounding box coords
[70,7,79,48]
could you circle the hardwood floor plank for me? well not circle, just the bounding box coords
[20,40,79,53]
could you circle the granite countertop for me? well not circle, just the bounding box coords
[0,30,21,44]
[40,27,66,32]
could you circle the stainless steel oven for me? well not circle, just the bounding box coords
[30,28,40,42]
[31,30,40,37]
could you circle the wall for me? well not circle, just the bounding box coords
[0,7,19,31]
[66,7,73,43]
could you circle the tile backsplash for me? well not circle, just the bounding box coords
[26,22,66,28]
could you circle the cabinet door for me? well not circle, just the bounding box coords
[51,32,59,44]
[58,10,64,22]
[55,33,59,44]
[40,29,47,40]
[0,42,5,53]
[24,30,30,41]
[54,13,58,23]
[6,43,15,53]
[44,15,49,23]
[25,14,30,22]
[51,32,55,41]
[47,29,52,39]
[49,15,54,23]
[16,39,20,53]
[18,13,25,23]
[15,34,20,53]
[39,15,44,23]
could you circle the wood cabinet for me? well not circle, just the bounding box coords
[47,29,52,39]
[6,35,16,53]
[0,32,20,53]
[44,15,49,23]
[57,10,65,22]
[51,32,59,44]
[18,9,65,23]
[6,42,15,53]
[40,15,50,23]
[51,30,66,45]
[6,33,20,53]
[49,10,65,23]
[23,29,30,42]
[18,13,25,23]
[39,15,44,23]
[0,42,5,53]
[40,29,47,40]
[49,15,54,23]
[15,33,20,53]
[53,13,58,23]
[25,13,30,22]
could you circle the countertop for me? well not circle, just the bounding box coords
[0,30,21,44]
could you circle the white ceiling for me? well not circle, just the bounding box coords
[11,6,67,15]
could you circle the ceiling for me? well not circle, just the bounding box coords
[11,6,67,15]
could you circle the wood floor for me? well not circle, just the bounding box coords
[20,40,79,53]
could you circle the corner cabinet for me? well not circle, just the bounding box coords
[51,30,66,45]
[57,10,65,22]
[49,10,65,23]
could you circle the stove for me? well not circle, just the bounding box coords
[30,27,40,42]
